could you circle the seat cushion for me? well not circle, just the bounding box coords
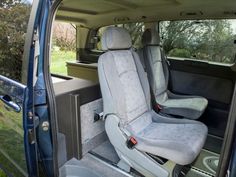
[128,112,208,165]
[160,94,208,119]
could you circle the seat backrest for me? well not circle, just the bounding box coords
[141,29,169,104]
[98,27,151,127]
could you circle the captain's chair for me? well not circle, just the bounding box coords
[98,27,208,177]
[141,29,208,119]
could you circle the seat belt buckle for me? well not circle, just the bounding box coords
[127,136,138,149]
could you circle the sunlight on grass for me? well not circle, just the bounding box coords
[50,50,76,75]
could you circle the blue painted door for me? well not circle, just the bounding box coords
[0,76,31,177]
[0,0,52,176]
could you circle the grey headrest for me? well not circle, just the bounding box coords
[142,29,160,46]
[101,27,132,50]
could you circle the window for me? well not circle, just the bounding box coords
[50,21,76,76]
[159,19,236,64]
[94,22,145,51]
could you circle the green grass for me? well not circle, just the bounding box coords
[50,50,76,75]
[0,102,26,177]
[0,169,7,177]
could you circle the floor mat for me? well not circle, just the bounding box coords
[186,149,219,177]
[185,168,214,177]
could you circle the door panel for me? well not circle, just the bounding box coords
[170,70,233,104]
[168,59,236,138]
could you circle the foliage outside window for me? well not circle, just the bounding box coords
[159,20,236,64]
[0,0,31,81]
[50,21,76,75]
[52,21,76,51]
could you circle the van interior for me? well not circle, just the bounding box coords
[49,0,236,177]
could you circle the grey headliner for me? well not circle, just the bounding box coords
[55,0,236,28]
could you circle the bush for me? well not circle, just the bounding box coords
[168,48,191,58]
[52,22,76,51]
[0,2,31,81]
[55,37,76,51]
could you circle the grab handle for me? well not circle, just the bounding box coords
[0,95,21,113]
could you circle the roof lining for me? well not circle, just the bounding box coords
[58,6,98,15]
[55,15,87,23]
[55,0,236,28]
[101,0,138,9]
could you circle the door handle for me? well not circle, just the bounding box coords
[0,95,21,113]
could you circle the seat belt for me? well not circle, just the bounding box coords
[140,46,164,112]
[160,47,170,90]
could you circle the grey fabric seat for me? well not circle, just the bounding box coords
[140,29,208,119]
[98,27,207,174]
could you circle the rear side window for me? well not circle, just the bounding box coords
[94,23,145,51]
[159,20,236,64]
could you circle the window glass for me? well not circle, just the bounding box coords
[159,20,236,64]
[95,22,145,51]
[0,0,32,176]
[50,21,76,76]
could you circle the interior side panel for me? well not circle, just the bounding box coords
[170,70,233,104]
[53,77,101,160]
[168,59,236,140]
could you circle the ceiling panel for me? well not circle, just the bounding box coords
[56,0,236,27]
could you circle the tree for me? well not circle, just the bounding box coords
[0,0,31,81]
[53,22,76,51]
[122,23,144,49]
[0,0,21,8]
[160,20,235,64]
[198,20,235,63]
